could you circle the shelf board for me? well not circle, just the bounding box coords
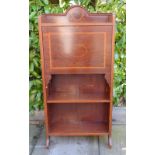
[47,92,110,103]
[48,121,109,136]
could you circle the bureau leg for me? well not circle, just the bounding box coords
[46,136,50,149]
[108,135,112,149]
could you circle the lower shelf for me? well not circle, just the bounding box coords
[48,121,109,136]
[47,103,110,136]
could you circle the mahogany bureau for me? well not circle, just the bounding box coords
[38,5,115,148]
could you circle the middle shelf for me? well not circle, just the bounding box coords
[47,74,110,103]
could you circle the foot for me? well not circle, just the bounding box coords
[108,135,112,149]
[46,136,50,149]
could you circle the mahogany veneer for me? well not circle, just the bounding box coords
[38,5,115,148]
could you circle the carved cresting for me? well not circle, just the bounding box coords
[68,6,86,22]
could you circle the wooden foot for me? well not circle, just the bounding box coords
[46,136,50,149]
[108,135,112,149]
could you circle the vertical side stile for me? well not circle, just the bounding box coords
[38,16,49,138]
[109,14,115,135]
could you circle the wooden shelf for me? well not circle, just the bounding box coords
[47,74,110,103]
[48,121,109,136]
[47,103,109,136]
[47,92,110,103]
